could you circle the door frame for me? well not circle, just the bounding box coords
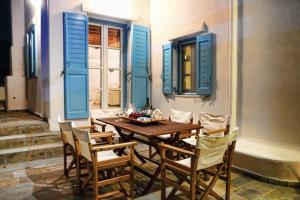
[88,18,128,111]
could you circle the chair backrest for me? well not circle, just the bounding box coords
[194,127,238,170]
[169,109,193,124]
[72,128,92,162]
[58,120,75,148]
[199,112,230,136]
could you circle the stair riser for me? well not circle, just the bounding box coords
[0,147,63,165]
[0,135,62,150]
[0,124,48,136]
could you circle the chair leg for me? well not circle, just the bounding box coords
[190,177,196,200]
[63,146,68,176]
[129,162,134,199]
[200,165,224,200]
[161,163,166,200]
[225,165,231,200]
[76,157,82,193]
[93,166,98,200]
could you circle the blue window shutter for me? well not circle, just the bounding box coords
[63,12,89,119]
[30,30,36,77]
[25,25,37,78]
[131,24,150,109]
[196,33,213,95]
[25,33,30,78]
[162,42,173,95]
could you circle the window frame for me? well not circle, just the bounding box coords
[177,36,197,95]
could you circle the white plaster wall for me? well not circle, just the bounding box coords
[7,0,27,110]
[10,0,25,77]
[237,0,300,146]
[150,0,231,121]
[48,0,150,130]
[5,76,27,110]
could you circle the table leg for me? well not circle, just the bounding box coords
[141,164,161,195]
[166,132,180,159]
[115,127,146,163]
[115,127,132,155]
[138,137,163,195]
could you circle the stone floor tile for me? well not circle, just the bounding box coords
[245,180,279,195]
[0,182,34,200]
[0,162,25,173]
[235,187,262,199]
[231,174,254,189]
[263,186,300,200]
[0,158,299,200]
[32,188,62,200]
[231,193,248,200]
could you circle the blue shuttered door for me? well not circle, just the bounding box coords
[196,33,213,95]
[131,24,150,109]
[162,43,173,95]
[63,13,89,119]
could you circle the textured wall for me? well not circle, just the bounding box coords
[237,0,300,146]
[150,0,231,120]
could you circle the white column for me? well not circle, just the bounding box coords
[6,0,26,110]
[230,0,238,129]
[10,0,25,77]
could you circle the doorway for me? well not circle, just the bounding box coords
[88,20,127,111]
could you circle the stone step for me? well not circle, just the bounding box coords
[0,143,63,165]
[0,131,61,150]
[0,102,5,111]
[0,121,48,136]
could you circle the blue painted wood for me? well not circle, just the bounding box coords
[196,33,213,95]
[63,12,89,119]
[131,24,150,109]
[30,31,35,76]
[25,33,30,78]
[162,42,173,95]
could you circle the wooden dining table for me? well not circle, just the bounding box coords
[97,117,201,195]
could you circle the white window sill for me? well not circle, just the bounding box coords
[174,94,200,98]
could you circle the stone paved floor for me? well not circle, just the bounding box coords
[0,157,299,200]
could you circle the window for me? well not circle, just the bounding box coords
[180,42,196,93]
[25,25,37,78]
[88,22,125,110]
[162,33,213,96]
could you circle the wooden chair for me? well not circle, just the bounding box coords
[91,118,107,132]
[149,109,193,158]
[58,116,111,177]
[58,121,76,177]
[72,128,136,200]
[183,112,230,146]
[160,128,238,200]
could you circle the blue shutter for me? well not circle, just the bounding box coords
[25,25,37,78]
[162,42,173,95]
[25,33,30,78]
[30,30,36,77]
[131,24,150,109]
[63,13,89,119]
[196,33,213,95]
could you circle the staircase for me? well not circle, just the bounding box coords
[0,111,63,165]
